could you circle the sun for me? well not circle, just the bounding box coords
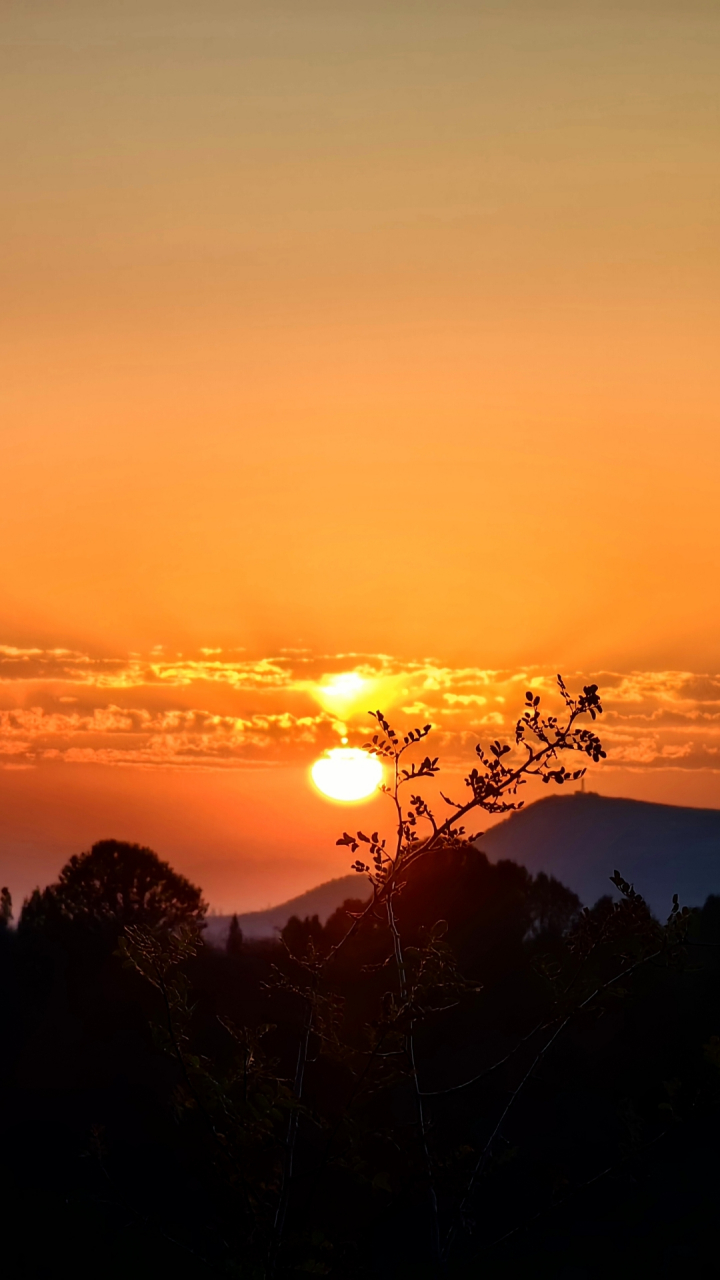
[311,747,383,803]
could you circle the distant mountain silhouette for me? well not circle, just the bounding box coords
[204,794,720,944]
[477,792,720,915]
[203,873,368,946]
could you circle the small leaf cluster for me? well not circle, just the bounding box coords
[363,713,432,761]
[336,829,388,877]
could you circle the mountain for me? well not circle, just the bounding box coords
[203,873,369,946]
[477,792,720,915]
[204,794,720,946]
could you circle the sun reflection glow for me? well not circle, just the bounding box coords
[311,747,383,803]
[313,671,375,717]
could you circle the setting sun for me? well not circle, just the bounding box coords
[310,747,383,803]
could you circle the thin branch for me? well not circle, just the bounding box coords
[419,1015,555,1098]
[442,1015,571,1260]
[386,891,442,1271]
[484,1126,671,1255]
[441,942,667,1259]
[268,980,315,1278]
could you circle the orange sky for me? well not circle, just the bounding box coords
[2,2,719,910]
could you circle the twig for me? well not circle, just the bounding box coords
[386,890,442,1272]
[268,981,315,1278]
[442,943,666,1259]
[484,1126,671,1254]
[419,1016,554,1097]
[442,1015,571,1260]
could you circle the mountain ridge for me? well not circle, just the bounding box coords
[204,792,720,945]
[202,872,368,946]
[477,791,720,915]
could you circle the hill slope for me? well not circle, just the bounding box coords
[205,794,720,944]
[478,792,720,914]
[203,873,368,946]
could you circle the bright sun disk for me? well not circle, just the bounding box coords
[311,747,383,802]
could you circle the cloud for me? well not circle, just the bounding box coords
[0,646,718,774]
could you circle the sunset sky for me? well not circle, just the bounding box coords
[2,1,719,911]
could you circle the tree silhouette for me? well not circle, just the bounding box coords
[226,912,244,955]
[0,887,11,929]
[525,871,581,937]
[20,839,206,941]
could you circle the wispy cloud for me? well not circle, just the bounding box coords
[0,646,718,773]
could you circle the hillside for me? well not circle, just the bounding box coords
[203,872,368,946]
[478,792,720,915]
[204,793,720,944]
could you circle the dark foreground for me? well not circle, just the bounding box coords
[1,839,719,1278]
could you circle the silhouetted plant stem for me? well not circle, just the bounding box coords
[418,1013,558,1098]
[419,921,662,1101]
[268,980,316,1278]
[384,746,443,1270]
[121,929,265,1247]
[484,1124,672,1256]
[441,942,669,1261]
[442,1013,572,1260]
[148,953,260,1236]
[299,1020,394,1216]
[386,888,442,1273]
[153,957,205,1113]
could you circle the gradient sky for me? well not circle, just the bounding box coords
[2,2,719,910]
